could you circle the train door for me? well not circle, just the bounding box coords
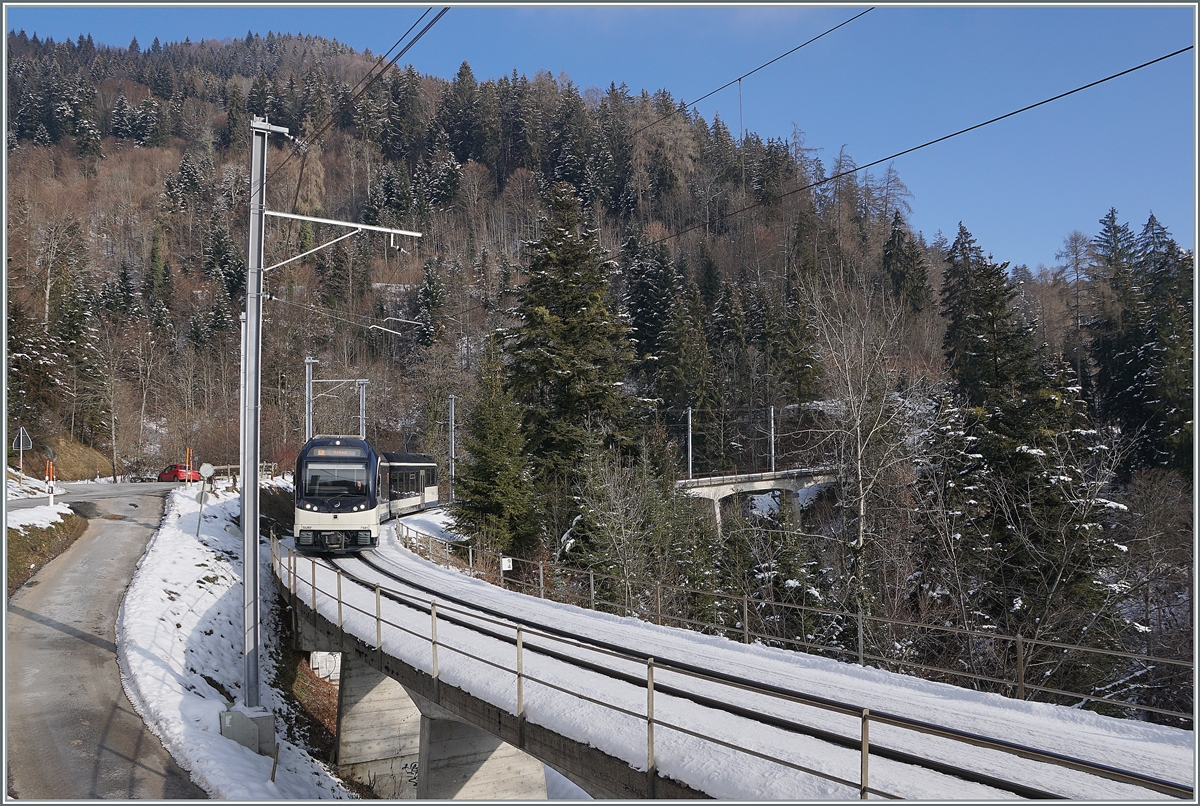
[419,469,427,508]
[388,466,401,518]
[377,463,387,523]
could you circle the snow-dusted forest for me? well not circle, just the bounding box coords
[6,29,1192,722]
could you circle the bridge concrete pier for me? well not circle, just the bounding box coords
[678,468,836,535]
[410,690,547,799]
[285,576,707,799]
[331,655,546,799]
[334,653,421,798]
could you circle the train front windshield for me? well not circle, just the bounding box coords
[303,462,368,498]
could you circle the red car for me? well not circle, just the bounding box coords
[158,464,200,482]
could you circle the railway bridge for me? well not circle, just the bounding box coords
[278,545,702,799]
[677,467,837,532]
[270,533,1193,802]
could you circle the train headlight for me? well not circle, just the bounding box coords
[305,503,312,510]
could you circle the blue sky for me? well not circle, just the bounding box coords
[5,4,1195,270]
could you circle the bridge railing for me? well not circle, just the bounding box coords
[270,536,1193,800]
[207,463,278,481]
[675,466,837,489]
[393,521,1193,725]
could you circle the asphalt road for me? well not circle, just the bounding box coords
[6,480,183,510]
[6,485,208,799]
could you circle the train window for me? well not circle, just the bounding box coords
[427,467,437,487]
[408,471,418,494]
[303,462,368,497]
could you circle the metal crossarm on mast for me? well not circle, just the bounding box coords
[264,208,421,239]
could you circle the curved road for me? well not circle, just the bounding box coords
[6,483,207,799]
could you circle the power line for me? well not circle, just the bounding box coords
[266,295,399,332]
[631,7,874,138]
[279,8,435,237]
[264,7,449,192]
[271,7,434,181]
[648,44,1194,247]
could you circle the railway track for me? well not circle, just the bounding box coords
[276,541,1191,800]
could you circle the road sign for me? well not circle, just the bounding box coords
[13,427,32,451]
[14,426,32,489]
[199,463,215,479]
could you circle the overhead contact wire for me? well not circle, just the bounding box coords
[280,6,433,245]
[649,44,1194,247]
[271,7,434,183]
[632,7,874,138]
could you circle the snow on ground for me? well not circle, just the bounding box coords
[6,466,72,533]
[396,506,461,541]
[116,479,354,799]
[111,483,1194,800]
[357,527,1200,801]
[749,491,779,516]
[5,501,74,533]
[6,466,63,500]
[114,481,586,799]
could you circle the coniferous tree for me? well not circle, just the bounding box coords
[101,261,139,320]
[451,339,535,555]
[696,243,721,313]
[247,70,271,118]
[940,223,1040,410]
[882,211,932,313]
[437,61,481,165]
[110,94,134,139]
[1088,210,1193,474]
[75,116,102,175]
[414,130,461,211]
[203,224,245,301]
[1131,215,1193,473]
[546,82,591,191]
[224,80,247,151]
[144,228,173,325]
[383,65,425,166]
[591,82,635,219]
[656,278,715,413]
[622,235,677,385]
[504,183,633,484]
[1088,208,1140,427]
[414,257,447,346]
[363,161,412,225]
[768,287,820,405]
[938,225,1118,660]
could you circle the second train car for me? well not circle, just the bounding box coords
[293,436,438,552]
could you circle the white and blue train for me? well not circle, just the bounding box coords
[293,436,438,553]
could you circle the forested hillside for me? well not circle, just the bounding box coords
[6,29,1192,719]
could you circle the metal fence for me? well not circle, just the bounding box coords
[393,521,1194,725]
[208,463,278,480]
[272,535,1194,800]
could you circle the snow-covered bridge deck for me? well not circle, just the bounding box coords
[677,467,837,530]
[270,524,1194,801]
